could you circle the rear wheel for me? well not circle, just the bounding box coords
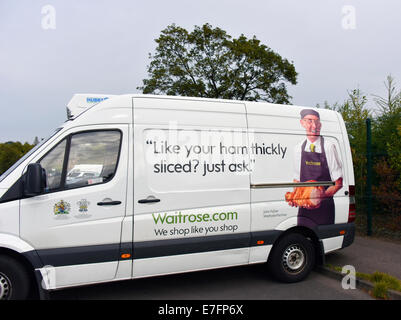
[0,255,31,300]
[268,233,315,283]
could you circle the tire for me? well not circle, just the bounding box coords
[268,233,316,283]
[0,255,31,300]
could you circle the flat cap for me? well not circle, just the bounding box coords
[300,109,320,119]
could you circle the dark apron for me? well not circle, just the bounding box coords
[298,137,335,227]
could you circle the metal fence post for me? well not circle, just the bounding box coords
[366,118,372,236]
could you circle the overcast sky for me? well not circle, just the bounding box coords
[1,0,400,143]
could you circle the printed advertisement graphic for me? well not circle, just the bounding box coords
[139,109,344,241]
[290,109,344,227]
[135,205,249,241]
[152,209,240,237]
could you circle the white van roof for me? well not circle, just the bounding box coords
[66,93,340,125]
[66,94,116,119]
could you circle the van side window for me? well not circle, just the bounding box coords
[38,130,121,193]
[39,139,67,191]
[65,131,121,189]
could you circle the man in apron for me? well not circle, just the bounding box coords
[289,109,343,228]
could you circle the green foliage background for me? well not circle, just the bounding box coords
[318,76,401,236]
[138,23,298,104]
[0,141,34,176]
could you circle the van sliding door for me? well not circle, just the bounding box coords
[132,98,251,278]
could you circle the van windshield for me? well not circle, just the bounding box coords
[0,128,63,183]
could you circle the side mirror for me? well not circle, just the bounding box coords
[24,163,46,196]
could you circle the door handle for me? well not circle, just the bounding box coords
[138,197,160,204]
[97,200,122,206]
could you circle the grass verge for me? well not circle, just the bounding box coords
[326,264,401,299]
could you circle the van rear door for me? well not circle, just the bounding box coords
[246,104,350,259]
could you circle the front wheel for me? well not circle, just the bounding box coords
[0,255,31,300]
[268,233,315,283]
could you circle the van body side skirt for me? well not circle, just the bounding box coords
[24,231,282,268]
[23,223,354,269]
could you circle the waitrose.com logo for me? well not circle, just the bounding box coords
[152,211,238,224]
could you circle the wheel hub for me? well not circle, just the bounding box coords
[0,272,12,300]
[282,245,305,273]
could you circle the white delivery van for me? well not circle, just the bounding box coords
[0,94,355,299]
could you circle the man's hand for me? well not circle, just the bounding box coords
[324,177,343,198]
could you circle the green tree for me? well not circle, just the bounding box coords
[387,125,401,188]
[317,89,371,204]
[138,23,298,104]
[372,75,401,191]
[0,142,34,175]
[372,75,401,116]
[317,89,370,155]
[371,75,401,159]
[317,77,401,230]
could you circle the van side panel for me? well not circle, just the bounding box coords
[0,200,19,236]
[132,97,252,277]
[245,102,350,258]
[19,124,130,289]
[336,112,355,186]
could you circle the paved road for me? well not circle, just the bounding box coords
[50,264,372,300]
[325,236,401,280]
